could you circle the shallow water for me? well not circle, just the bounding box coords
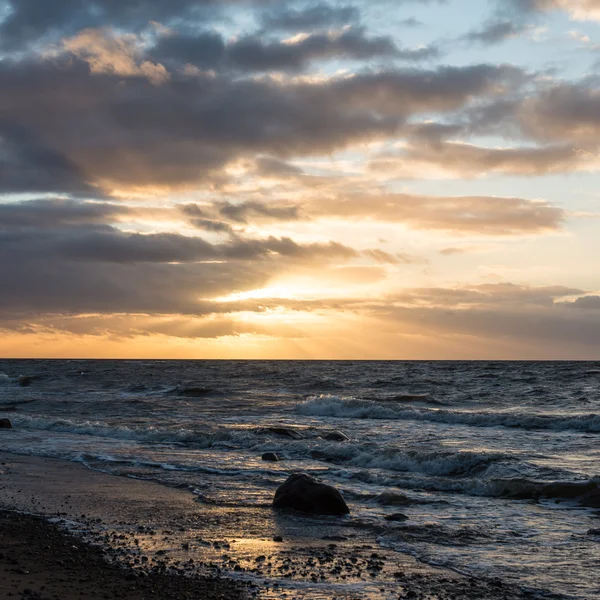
[1,360,599,598]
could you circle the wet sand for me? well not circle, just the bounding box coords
[0,452,562,599]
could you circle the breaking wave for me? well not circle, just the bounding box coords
[6,414,253,447]
[297,396,600,432]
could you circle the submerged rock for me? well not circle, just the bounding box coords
[384,513,409,522]
[376,491,417,506]
[265,427,303,440]
[323,431,349,442]
[177,387,214,397]
[273,473,349,515]
[0,418,12,429]
[580,489,600,508]
[262,452,280,462]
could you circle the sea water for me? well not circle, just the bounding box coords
[1,360,599,598]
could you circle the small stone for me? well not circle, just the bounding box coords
[323,431,349,442]
[273,536,283,542]
[262,453,280,462]
[385,513,409,522]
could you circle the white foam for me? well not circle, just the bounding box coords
[297,395,600,432]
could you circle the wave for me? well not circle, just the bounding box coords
[297,396,600,432]
[486,477,600,507]
[322,446,505,477]
[6,414,252,447]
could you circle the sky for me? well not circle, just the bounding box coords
[1,0,600,359]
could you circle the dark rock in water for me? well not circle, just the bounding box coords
[273,473,349,515]
[262,452,280,462]
[178,387,214,397]
[580,489,600,508]
[586,528,600,536]
[0,418,12,429]
[386,394,442,405]
[273,535,283,542]
[266,427,303,440]
[17,375,43,387]
[384,513,409,522]
[376,491,417,506]
[323,430,349,442]
[310,450,328,460]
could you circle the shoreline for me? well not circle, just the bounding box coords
[0,451,565,599]
[0,509,250,600]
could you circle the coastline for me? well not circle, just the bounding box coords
[0,451,564,599]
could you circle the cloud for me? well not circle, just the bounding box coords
[0,0,261,50]
[507,0,600,21]
[0,53,524,193]
[563,295,600,309]
[519,84,600,144]
[63,28,169,84]
[0,198,130,228]
[464,20,529,45]
[0,121,99,196]
[260,4,361,31]
[308,193,565,235]
[372,140,594,177]
[217,201,300,224]
[152,26,438,74]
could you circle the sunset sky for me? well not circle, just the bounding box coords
[1,0,600,359]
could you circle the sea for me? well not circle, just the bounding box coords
[1,360,599,598]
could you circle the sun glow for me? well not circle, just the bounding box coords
[212,285,305,302]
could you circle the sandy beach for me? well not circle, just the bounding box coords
[0,451,562,599]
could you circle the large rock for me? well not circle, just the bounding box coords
[0,418,12,429]
[273,473,349,515]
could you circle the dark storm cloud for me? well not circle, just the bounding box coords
[152,27,436,74]
[0,224,358,264]
[0,53,523,192]
[0,198,128,228]
[0,214,357,319]
[0,254,269,317]
[0,121,99,196]
[225,29,400,71]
